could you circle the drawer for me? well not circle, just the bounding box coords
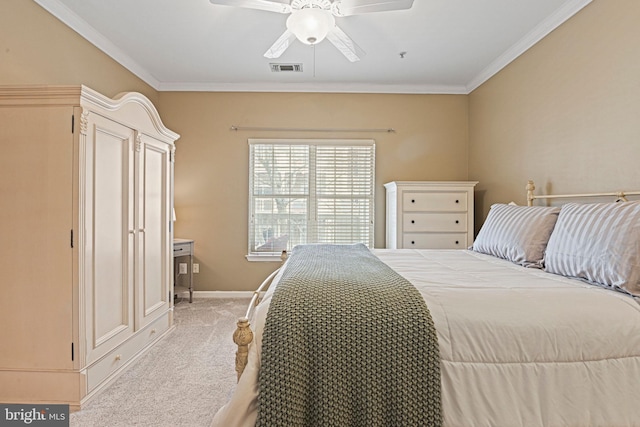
[86,312,171,392]
[403,213,467,232]
[403,233,468,249]
[173,242,192,257]
[403,192,468,212]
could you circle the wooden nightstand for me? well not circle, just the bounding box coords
[173,238,194,303]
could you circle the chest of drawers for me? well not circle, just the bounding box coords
[385,181,478,249]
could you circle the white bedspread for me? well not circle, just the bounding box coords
[212,250,640,427]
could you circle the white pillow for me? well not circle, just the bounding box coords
[472,204,561,268]
[544,201,640,295]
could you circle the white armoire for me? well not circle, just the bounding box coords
[0,85,179,408]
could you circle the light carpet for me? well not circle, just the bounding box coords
[70,298,249,427]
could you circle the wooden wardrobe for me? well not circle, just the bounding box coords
[0,85,179,408]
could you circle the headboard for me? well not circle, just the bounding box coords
[526,180,640,206]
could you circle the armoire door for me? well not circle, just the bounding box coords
[134,133,171,330]
[82,112,135,365]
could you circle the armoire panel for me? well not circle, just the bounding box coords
[92,122,133,343]
[0,106,74,370]
[136,136,171,328]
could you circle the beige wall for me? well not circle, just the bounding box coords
[0,0,469,290]
[6,0,637,292]
[469,0,640,230]
[158,92,469,290]
[1,0,469,292]
[0,0,156,101]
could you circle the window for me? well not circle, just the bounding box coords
[248,139,375,259]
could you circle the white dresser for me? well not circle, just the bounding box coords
[385,181,478,249]
[0,85,179,408]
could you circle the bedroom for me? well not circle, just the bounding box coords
[0,0,638,425]
[2,0,636,294]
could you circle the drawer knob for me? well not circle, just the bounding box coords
[455,241,459,245]
[115,354,122,361]
[455,220,459,224]
[411,199,415,203]
[411,241,415,245]
[411,220,415,224]
[455,200,460,204]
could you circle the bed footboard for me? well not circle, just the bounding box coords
[233,251,287,381]
[233,317,253,381]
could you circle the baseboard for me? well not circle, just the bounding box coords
[175,290,254,299]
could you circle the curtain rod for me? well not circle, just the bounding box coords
[230,125,395,133]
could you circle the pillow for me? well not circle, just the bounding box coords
[472,203,561,268]
[544,201,640,296]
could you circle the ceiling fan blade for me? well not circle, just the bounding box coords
[326,26,365,62]
[264,30,297,58]
[332,0,414,17]
[209,0,291,14]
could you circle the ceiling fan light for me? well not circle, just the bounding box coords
[286,8,336,45]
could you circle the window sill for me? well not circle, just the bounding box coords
[246,254,284,262]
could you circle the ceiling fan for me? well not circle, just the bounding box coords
[209,0,414,62]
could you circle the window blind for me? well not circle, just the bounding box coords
[248,139,375,256]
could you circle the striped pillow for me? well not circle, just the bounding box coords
[472,204,561,268]
[545,201,640,295]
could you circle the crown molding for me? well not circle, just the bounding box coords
[33,0,161,90]
[465,0,592,93]
[156,81,469,94]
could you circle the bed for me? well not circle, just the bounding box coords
[212,181,640,427]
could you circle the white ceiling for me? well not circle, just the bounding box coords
[34,0,592,94]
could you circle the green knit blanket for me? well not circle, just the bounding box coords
[257,244,442,427]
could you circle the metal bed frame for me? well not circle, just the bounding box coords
[233,180,640,380]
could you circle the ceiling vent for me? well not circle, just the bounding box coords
[270,63,303,72]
